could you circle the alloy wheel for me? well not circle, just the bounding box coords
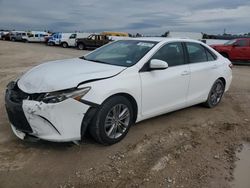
[104,104,130,139]
[210,81,224,106]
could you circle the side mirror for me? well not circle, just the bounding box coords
[149,59,168,70]
[233,43,239,47]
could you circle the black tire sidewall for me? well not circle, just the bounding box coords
[206,79,225,108]
[91,96,134,145]
[62,42,68,48]
[78,43,85,50]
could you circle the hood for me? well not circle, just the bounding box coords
[210,44,231,49]
[18,58,125,94]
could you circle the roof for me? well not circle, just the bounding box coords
[127,37,201,43]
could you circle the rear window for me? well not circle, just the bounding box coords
[186,42,216,63]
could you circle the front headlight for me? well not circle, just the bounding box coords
[42,87,91,103]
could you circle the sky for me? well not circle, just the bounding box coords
[0,0,250,35]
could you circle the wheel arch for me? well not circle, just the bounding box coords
[218,77,226,88]
[80,92,138,139]
[61,41,68,46]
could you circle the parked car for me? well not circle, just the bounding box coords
[60,33,91,48]
[1,32,11,40]
[9,31,25,41]
[12,32,29,42]
[5,38,232,144]
[101,31,129,37]
[0,31,9,40]
[47,32,71,46]
[76,34,110,50]
[211,38,250,61]
[24,31,49,42]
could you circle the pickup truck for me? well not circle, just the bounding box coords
[211,38,250,61]
[76,34,110,50]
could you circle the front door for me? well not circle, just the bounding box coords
[231,39,250,60]
[140,42,190,118]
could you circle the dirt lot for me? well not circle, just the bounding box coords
[0,41,249,188]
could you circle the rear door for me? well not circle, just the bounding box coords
[185,42,218,105]
[140,42,190,117]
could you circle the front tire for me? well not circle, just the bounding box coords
[77,43,85,50]
[89,96,134,145]
[204,79,225,108]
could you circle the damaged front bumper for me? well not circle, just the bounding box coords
[5,82,95,142]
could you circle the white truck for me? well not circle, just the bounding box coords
[24,31,49,42]
[60,33,92,48]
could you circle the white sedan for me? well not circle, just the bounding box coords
[5,38,232,144]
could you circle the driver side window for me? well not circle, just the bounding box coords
[236,40,248,47]
[151,42,185,67]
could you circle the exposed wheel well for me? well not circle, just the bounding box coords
[107,93,138,123]
[218,77,226,87]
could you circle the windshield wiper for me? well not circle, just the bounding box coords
[81,57,108,64]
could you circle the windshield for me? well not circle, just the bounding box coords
[83,40,157,67]
[224,39,237,46]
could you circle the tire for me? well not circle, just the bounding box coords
[204,79,225,108]
[48,42,54,46]
[78,43,85,50]
[62,42,68,48]
[11,38,15,42]
[89,96,134,145]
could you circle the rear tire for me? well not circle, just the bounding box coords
[62,42,68,48]
[89,96,134,145]
[204,79,225,108]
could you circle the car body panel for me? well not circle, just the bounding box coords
[140,64,190,118]
[22,98,89,141]
[18,58,126,94]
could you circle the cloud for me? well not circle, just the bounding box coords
[0,0,249,34]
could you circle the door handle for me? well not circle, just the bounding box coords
[181,70,190,76]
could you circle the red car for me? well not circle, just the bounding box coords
[211,38,250,61]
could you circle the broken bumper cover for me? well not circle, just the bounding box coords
[5,84,93,142]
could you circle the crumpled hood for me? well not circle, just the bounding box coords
[18,58,125,94]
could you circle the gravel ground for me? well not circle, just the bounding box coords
[0,41,249,188]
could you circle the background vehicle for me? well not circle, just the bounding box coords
[101,31,129,37]
[9,31,25,41]
[1,32,11,40]
[13,32,28,42]
[0,31,9,40]
[211,38,250,61]
[76,34,110,50]
[60,33,91,48]
[48,32,72,46]
[25,31,49,42]
[5,38,232,145]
